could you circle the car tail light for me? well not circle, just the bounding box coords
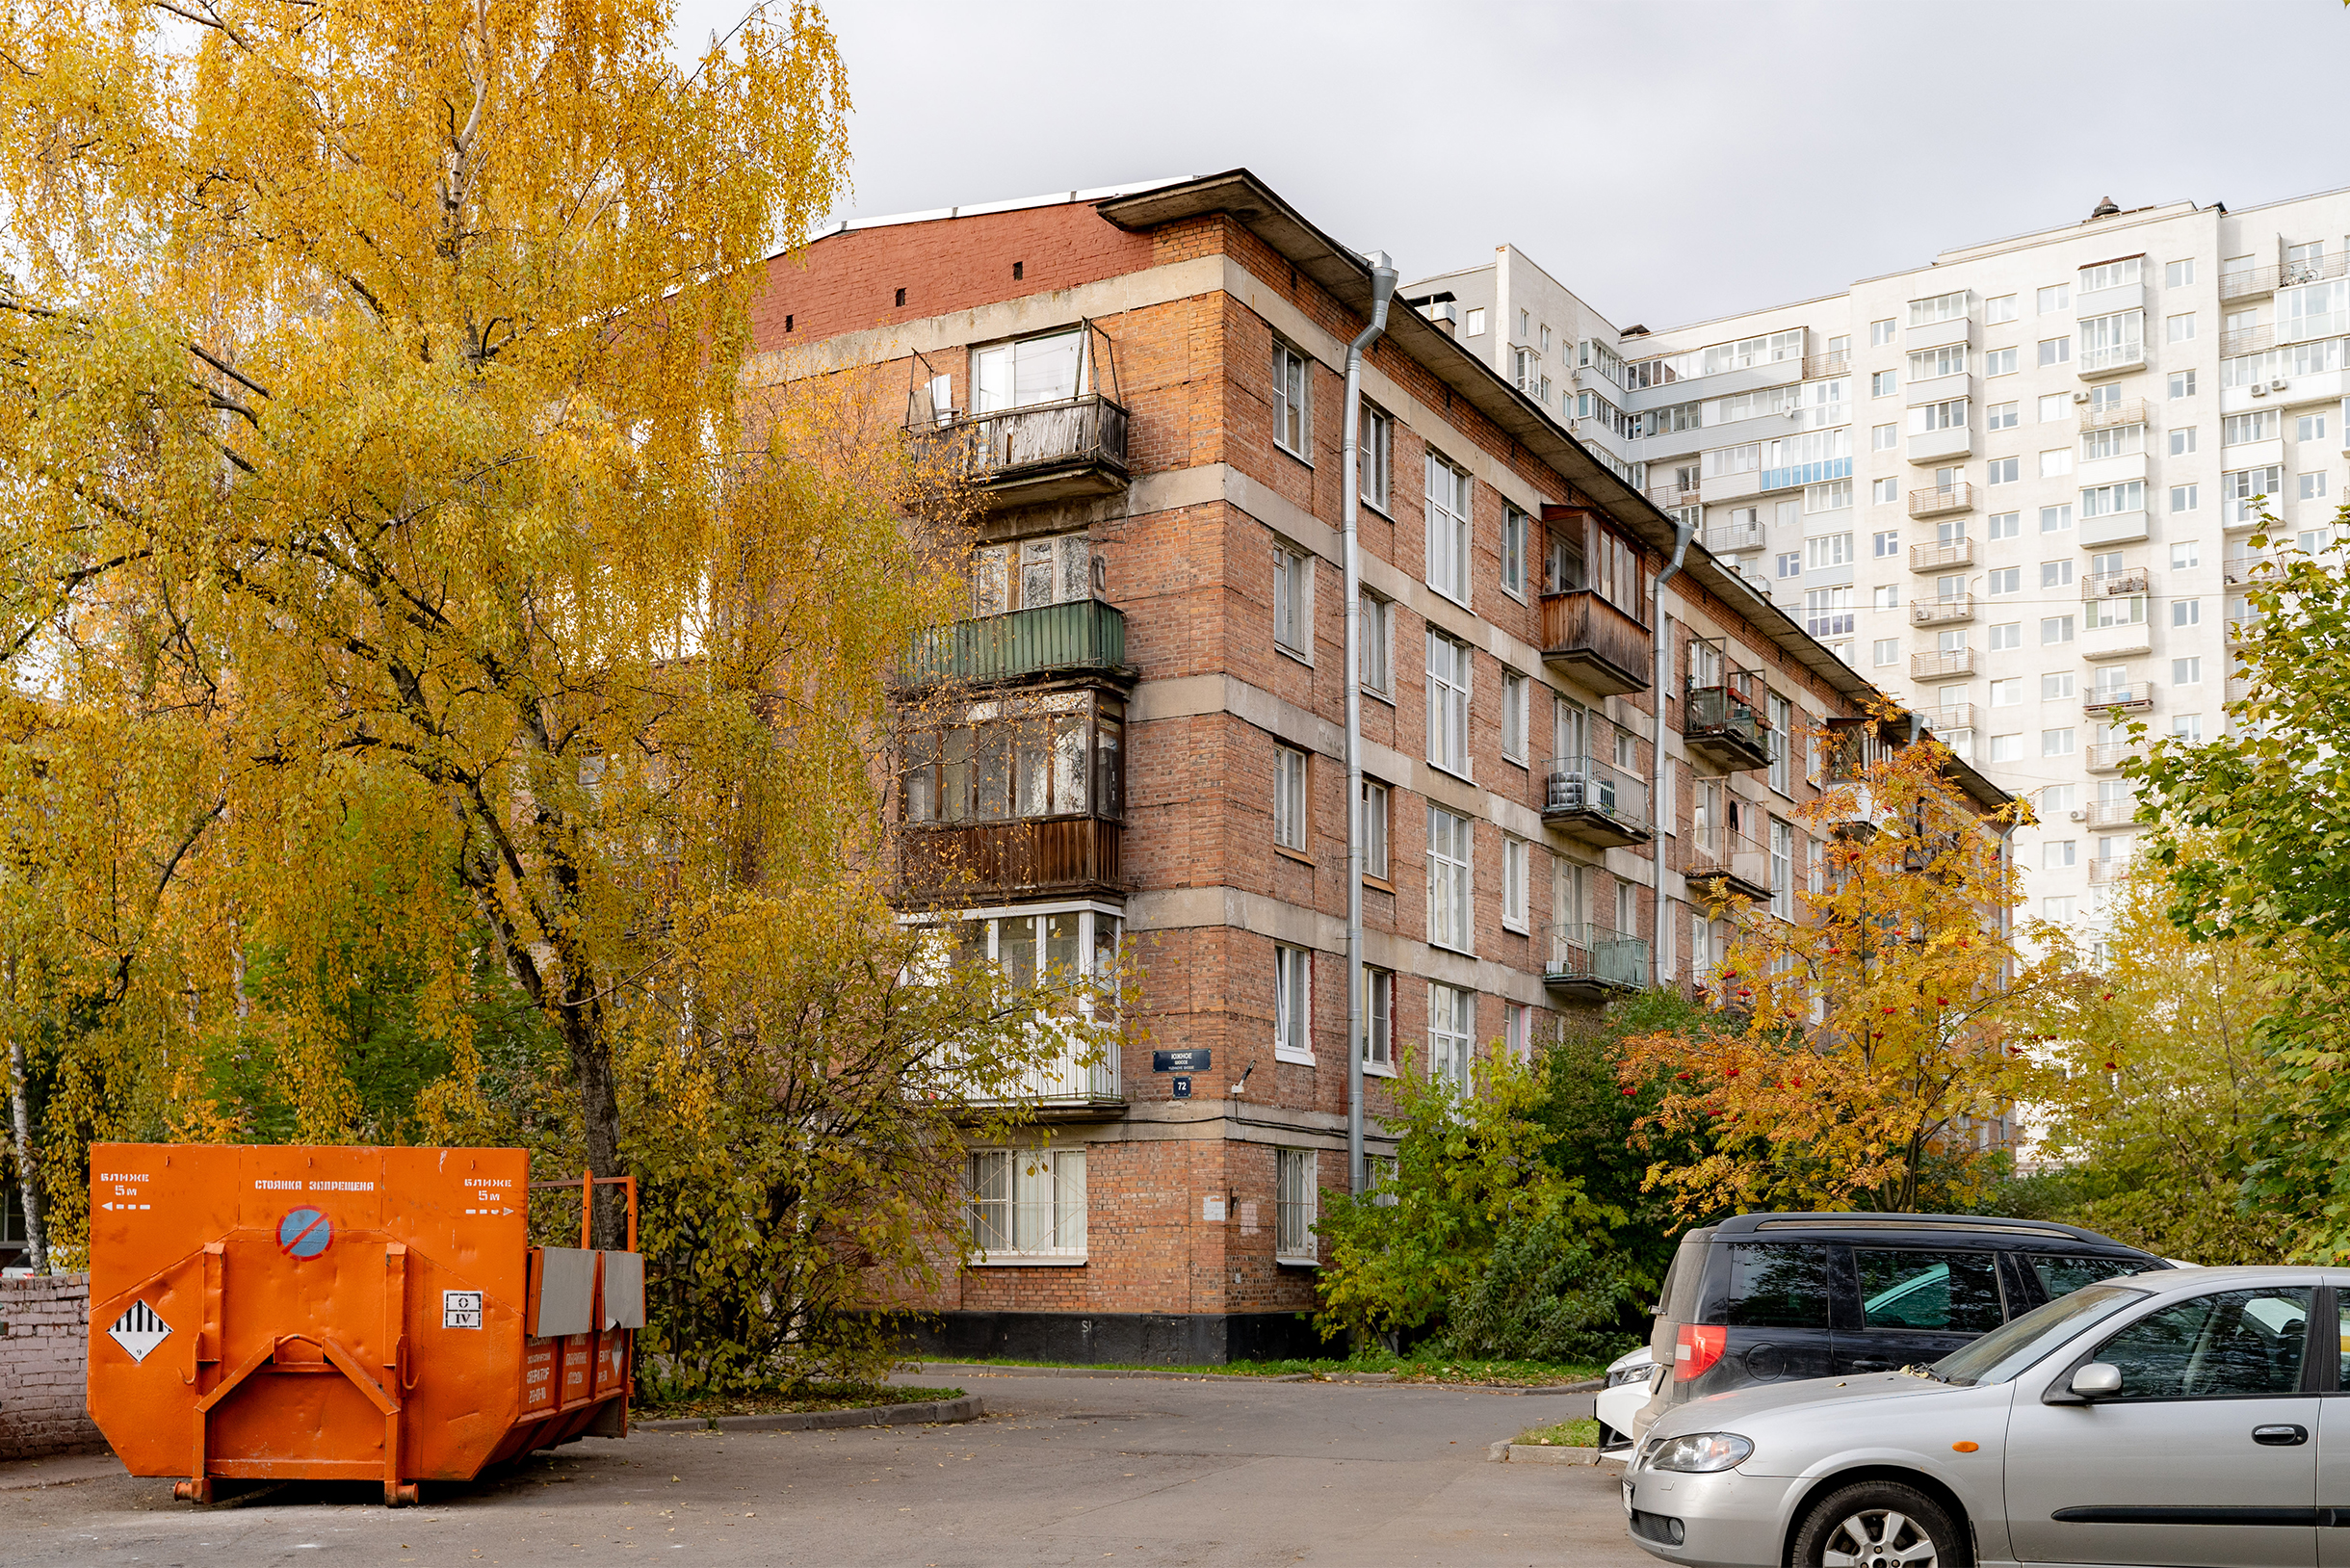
[1675,1323,1726,1381]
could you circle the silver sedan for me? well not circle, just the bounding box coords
[1621,1266,2341,1568]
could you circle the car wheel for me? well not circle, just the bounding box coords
[1791,1480,1967,1568]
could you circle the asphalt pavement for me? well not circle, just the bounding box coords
[1,1372,1649,1567]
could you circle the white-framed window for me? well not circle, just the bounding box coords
[2170,370,2198,399]
[2037,283,2072,314]
[1872,638,1899,666]
[1768,819,1793,920]
[2222,465,2284,523]
[2174,714,2204,743]
[2038,336,2072,367]
[1991,733,2023,762]
[2037,393,2070,422]
[1272,541,1310,656]
[1427,981,1474,1091]
[2044,896,2077,922]
[2046,840,2076,870]
[1908,343,1968,380]
[1983,347,2018,376]
[2224,409,2279,446]
[1870,318,1897,346]
[1363,966,1395,1071]
[2171,428,2198,457]
[1274,943,1313,1062]
[1911,398,1967,432]
[1348,599,1390,704]
[1989,510,2021,539]
[2167,313,2196,343]
[2041,614,2076,644]
[2170,483,2199,513]
[1871,477,1898,504]
[1501,505,1528,599]
[1504,1002,1530,1062]
[1804,532,1853,569]
[2173,598,2202,627]
[1872,422,1897,450]
[1910,291,1971,326]
[1986,294,2019,324]
[1873,529,1901,557]
[2167,259,2196,287]
[2173,656,2203,685]
[1987,456,2021,485]
[2041,504,2074,534]
[950,904,1124,997]
[2039,448,2074,478]
[1426,631,1472,777]
[1871,370,1895,397]
[1425,456,1473,604]
[1990,677,2022,706]
[1989,621,2021,649]
[1768,693,1792,795]
[2300,412,2331,443]
[1274,745,1309,853]
[2079,256,2141,293]
[1871,584,1899,609]
[2171,541,2201,569]
[1275,1148,1319,1264]
[2043,727,2076,757]
[1359,402,1394,513]
[1427,806,1473,954]
[1362,778,1390,880]
[1987,566,2020,595]
[2041,671,2075,699]
[1464,307,1486,337]
[1501,669,1528,763]
[2079,481,2145,518]
[1986,400,2019,431]
[2041,560,2075,588]
[1502,836,1529,932]
[966,1147,1087,1260]
[1272,340,1311,459]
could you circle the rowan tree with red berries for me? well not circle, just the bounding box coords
[1620,719,2062,1215]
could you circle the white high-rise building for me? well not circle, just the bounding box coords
[1414,189,2350,943]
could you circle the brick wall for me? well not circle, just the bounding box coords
[0,1273,104,1460]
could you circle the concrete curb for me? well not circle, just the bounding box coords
[639,1395,985,1434]
[909,1362,1310,1384]
[1495,1443,1606,1465]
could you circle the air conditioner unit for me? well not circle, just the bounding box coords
[2271,378,2289,392]
[1548,777,1586,812]
[2251,383,2268,397]
[2069,809,2087,823]
[2072,391,2092,404]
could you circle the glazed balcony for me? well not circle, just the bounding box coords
[1541,923,1650,1000]
[1538,755,1653,848]
[902,598,1127,691]
[898,816,1123,903]
[1539,589,1653,697]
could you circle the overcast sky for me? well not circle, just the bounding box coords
[671,0,2350,333]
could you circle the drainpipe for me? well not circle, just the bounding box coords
[1344,250,1398,1196]
[1650,514,1697,989]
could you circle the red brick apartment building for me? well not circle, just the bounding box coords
[747,171,2007,1363]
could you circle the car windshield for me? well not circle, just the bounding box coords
[1933,1283,2147,1386]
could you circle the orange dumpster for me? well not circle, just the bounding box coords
[85,1143,645,1505]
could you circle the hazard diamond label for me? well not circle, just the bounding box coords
[108,1300,171,1363]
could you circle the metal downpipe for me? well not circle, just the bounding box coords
[1343,251,1398,1195]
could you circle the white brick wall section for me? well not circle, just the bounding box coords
[0,1274,107,1461]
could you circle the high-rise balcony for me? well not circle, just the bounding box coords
[963,1030,1123,1114]
[1538,755,1653,848]
[2223,547,2282,584]
[2078,398,2148,432]
[1541,923,1650,1000]
[2077,342,2149,379]
[2081,566,2152,599]
[1682,665,1772,773]
[2086,741,2144,773]
[1919,701,1980,736]
[1540,589,1653,697]
[1704,517,1765,555]
[1680,824,1770,905]
[908,393,1131,510]
[1909,483,1975,519]
[1910,538,1976,572]
[898,817,1123,903]
[2086,857,2134,886]
[1912,648,1977,680]
[901,598,1127,690]
[2082,683,2154,715]
[1648,480,1702,510]
[2084,799,2137,828]
[1911,595,1975,627]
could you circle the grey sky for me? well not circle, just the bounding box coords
[671,0,2350,333]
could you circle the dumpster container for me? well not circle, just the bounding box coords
[85,1143,645,1504]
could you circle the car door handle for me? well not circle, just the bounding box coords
[2253,1424,2310,1446]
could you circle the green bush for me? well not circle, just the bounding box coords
[1429,1206,1643,1365]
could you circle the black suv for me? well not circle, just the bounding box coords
[1634,1212,2170,1434]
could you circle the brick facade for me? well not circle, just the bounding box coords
[758,173,1991,1361]
[0,1272,104,1460]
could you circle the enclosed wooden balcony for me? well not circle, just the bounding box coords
[1539,588,1652,696]
[898,817,1123,903]
[902,598,1127,691]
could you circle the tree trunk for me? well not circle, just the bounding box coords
[561,992,629,1251]
[7,1015,50,1274]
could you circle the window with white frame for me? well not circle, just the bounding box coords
[1872,422,1896,451]
[1275,1148,1319,1263]
[2170,370,2198,399]
[2223,465,2283,523]
[1768,693,1792,794]
[1908,344,1968,380]
[1272,542,1309,655]
[1501,669,1528,763]
[1425,456,1473,604]
[1274,745,1309,853]
[1501,505,1528,598]
[1427,982,1474,1091]
[2037,283,2072,314]
[1503,837,1529,932]
[1986,294,2019,324]
[2078,257,2141,293]
[1870,318,1897,346]
[952,905,1123,996]
[1360,403,1394,512]
[2038,336,2072,366]
[2223,410,2278,446]
[1362,778,1390,880]
[2081,424,2143,462]
[966,1147,1086,1259]
[1504,1003,1530,1062]
[1983,347,2018,376]
[1911,398,1967,432]
[1804,532,1854,569]
[1364,967,1395,1070]
[1426,632,1472,777]
[1274,943,1313,1061]
[1768,819,1793,920]
[1427,807,1474,954]
[2079,481,2144,518]
[1272,341,1311,459]
[1987,400,2018,431]
[2039,448,2074,478]
[2167,313,2196,343]
[1359,594,1391,695]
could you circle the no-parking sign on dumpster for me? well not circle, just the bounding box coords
[85,1143,645,1504]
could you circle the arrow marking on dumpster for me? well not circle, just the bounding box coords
[108,1300,171,1363]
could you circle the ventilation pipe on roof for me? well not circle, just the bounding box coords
[1652,512,1697,989]
[1344,249,1399,1197]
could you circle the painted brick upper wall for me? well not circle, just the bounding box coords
[749,205,1156,350]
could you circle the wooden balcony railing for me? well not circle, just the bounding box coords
[907,393,1131,506]
[1539,588,1653,696]
[899,816,1122,902]
[1802,351,1850,380]
[1910,538,1976,572]
[902,598,1126,689]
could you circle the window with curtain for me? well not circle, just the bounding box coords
[965,1148,1086,1257]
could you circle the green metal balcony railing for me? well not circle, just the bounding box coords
[903,598,1126,689]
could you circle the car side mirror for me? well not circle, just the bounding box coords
[2070,1363,2122,1398]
